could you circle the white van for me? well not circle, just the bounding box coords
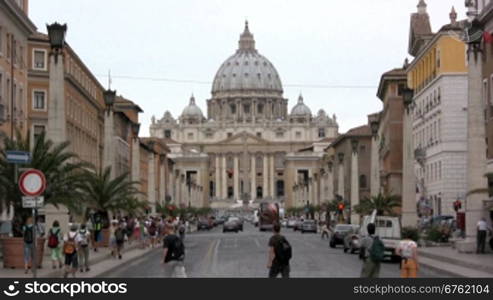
[360,210,401,260]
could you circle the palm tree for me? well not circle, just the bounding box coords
[79,166,143,220]
[0,131,88,235]
[354,193,401,216]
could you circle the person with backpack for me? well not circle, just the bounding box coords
[47,220,63,270]
[114,222,125,259]
[63,224,79,278]
[22,217,35,274]
[92,213,103,252]
[396,231,419,278]
[161,223,186,278]
[77,223,91,272]
[359,223,384,278]
[178,221,186,241]
[267,223,291,278]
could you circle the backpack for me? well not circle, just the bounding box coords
[170,236,185,260]
[369,236,385,262]
[23,226,34,244]
[78,229,89,246]
[63,233,77,255]
[115,228,124,243]
[274,236,292,265]
[48,228,60,248]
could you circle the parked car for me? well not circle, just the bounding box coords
[287,218,297,228]
[223,217,241,233]
[330,224,359,248]
[343,227,361,254]
[198,219,212,231]
[293,219,304,231]
[301,220,317,233]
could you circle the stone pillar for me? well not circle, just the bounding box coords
[320,172,326,203]
[370,134,380,196]
[234,155,239,200]
[215,155,220,198]
[148,153,156,215]
[159,162,165,204]
[270,154,275,198]
[251,155,256,200]
[222,155,227,199]
[103,110,115,177]
[327,161,334,201]
[350,141,360,225]
[337,153,345,199]
[457,47,489,253]
[170,169,175,203]
[181,175,187,206]
[131,138,140,182]
[401,106,418,227]
[314,174,319,205]
[308,177,313,205]
[45,48,69,231]
[263,154,269,199]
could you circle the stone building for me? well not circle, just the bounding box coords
[325,125,372,224]
[407,2,469,218]
[0,0,35,139]
[150,22,339,209]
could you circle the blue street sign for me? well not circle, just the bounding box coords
[6,151,32,164]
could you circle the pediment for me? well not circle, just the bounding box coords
[219,131,269,145]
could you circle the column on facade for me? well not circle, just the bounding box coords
[181,174,187,206]
[337,153,345,198]
[102,110,115,177]
[314,174,319,205]
[370,133,380,196]
[234,154,240,200]
[148,153,156,215]
[222,155,228,199]
[263,154,269,199]
[170,169,176,203]
[131,138,140,182]
[269,154,275,198]
[457,45,489,252]
[327,161,334,201]
[350,141,360,225]
[251,154,256,200]
[401,105,418,227]
[215,155,220,198]
[159,162,165,204]
[320,172,326,203]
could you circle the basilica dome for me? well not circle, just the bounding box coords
[181,95,204,119]
[290,94,312,117]
[211,22,283,95]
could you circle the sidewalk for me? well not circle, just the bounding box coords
[0,242,154,278]
[418,246,493,278]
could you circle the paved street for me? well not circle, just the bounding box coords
[103,223,448,278]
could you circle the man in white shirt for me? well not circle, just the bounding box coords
[477,218,491,254]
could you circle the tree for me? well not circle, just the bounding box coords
[354,193,401,216]
[0,131,89,235]
[79,166,143,220]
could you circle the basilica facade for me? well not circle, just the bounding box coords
[150,22,339,209]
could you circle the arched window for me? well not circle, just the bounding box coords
[359,175,367,189]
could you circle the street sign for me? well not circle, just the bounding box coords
[22,196,44,208]
[19,169,46,197]
[6,151,31,164]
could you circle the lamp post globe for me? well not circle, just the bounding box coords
[46,22,67,50]
[104,89,116,108]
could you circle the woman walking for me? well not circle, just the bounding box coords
[47,220,63,269]
[396,231,419,278]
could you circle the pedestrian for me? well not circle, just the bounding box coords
[185,220,190,234]
[178,221,186,241]
[92,213,103,252]
[477,218,491,254]
[77,223,91,272]
[149,220,157,248]
[109,220,118,258]
[359,223,384,278]
[161,223,186,278]
[63,224,79,278]
[321,222,330,240]
[267,223,292,278]
[115,222,125,260]
[396,231,419,278]
[47,220,63,269]
[22,217,35,274]
[126,217,135,245]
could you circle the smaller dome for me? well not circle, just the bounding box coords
[290,94,312,116]
[181,95,204,118]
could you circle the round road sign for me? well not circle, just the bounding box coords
[19,169,46,197]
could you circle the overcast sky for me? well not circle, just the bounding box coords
[29,0,466,136]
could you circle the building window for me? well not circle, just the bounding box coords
[318,128,325,138]
[33,125,45,142]
[256,132,262,138]
[205,132,213,139]
[276,132,284,138]
[244,104,250,114]
[359,175,367,189]
[230,104,236,114]
[164,130,171,138]
[257,104,264,114]
[33,90,46,110]
[295,131,301,139]
[33,49,46,70]
[187,133,194,140]
[227,132,233,138]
